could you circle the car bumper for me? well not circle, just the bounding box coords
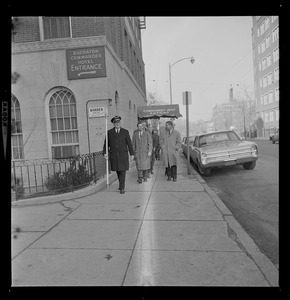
[200,156,259,169]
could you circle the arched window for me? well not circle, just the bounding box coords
[48,88,79,158]
[11,94,24,160]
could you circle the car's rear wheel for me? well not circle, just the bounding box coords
[243,161,256,170]
[197,162,211,176]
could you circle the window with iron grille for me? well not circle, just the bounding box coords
[49,89,79,158]
[275,88,279,102]
[272,26,279,43]
[11,95,24,160]
[43,16,71,39]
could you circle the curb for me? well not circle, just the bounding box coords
[183,154,279,286]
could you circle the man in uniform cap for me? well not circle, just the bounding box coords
[103,116,134,194]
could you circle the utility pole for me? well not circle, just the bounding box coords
[183,91,192,175]
[169,57,195,105]
[243,100,247,139]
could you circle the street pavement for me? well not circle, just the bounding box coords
[11,151,278,286]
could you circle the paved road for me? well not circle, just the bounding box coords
[197,139,279,268]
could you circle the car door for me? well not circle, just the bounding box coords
[191,136,199,163]
[181,137,186,155]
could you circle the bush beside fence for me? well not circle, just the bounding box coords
[11,152,107,201]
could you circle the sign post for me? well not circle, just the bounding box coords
[183,91,192,175]
[105,107,109,190]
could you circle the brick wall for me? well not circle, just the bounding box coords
[12,17,40,43]
[71,17,105,38]
[103,17,123,61]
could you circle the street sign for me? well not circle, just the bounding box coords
[88,107,106,118]
[66,46,107,80]
[182,91,192,105]
[137,104,182,119]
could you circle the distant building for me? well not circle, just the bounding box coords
[11,17,147,160]
[213,101,244,134]
[212,88,255,137]
[251,16,279,137]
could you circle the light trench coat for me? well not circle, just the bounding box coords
[160,129,182,167]
[132,130,153,170]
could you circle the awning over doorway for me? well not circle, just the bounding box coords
[137,104,182,120]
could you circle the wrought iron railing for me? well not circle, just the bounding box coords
[11,151,107,201]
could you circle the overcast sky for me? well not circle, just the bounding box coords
[141,16,254,122]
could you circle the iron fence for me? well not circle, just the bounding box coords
[11,151,107,201]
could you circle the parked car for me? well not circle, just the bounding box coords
[189,130,259,176]
[269,129,279,141]
[181,136,195,158]
[272,130,279,143]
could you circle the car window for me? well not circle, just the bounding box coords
[227,131,240,141]
[184,136,195,145]
[188,136,195,145]
[199,131,240,146]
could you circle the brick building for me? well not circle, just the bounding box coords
[11,16,147,160]
[251,16,279,137]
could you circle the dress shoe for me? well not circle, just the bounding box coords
[137,178,142,184]
[173,178,177,182]
[151,171,154,174]
[120,189,125,194]
[167,177,171,181]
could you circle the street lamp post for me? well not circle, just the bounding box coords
[169,56,195,105]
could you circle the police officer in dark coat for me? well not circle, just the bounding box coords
[103,116,134,194]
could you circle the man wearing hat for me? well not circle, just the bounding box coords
[132,121,152,183]
[160,120,182,181]
[103,116,134,194]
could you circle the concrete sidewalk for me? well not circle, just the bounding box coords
[11,151,278,286]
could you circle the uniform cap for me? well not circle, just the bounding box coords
[111,116,121,123]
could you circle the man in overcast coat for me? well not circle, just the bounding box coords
[103,116,134,194]
[160,120,182,181]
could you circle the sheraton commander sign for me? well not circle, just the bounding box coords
[66,46,107,80]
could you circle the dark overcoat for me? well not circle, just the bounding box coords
[103,127,134,171]
[151,131,159,150]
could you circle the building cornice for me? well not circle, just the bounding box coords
[12,36,107,54]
